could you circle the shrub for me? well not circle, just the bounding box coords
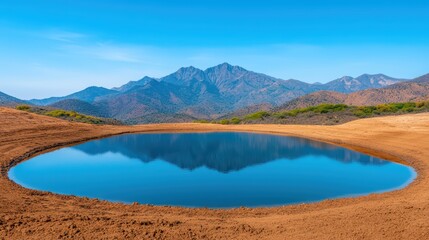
[275,104,349,118]
[16,105,31,111]
[244,111,271,120]
[45,110,65,117]
[402,107,415,112]
[230,117,241,124]
[352,106,376,117]
[416,102,425,108]
[286,109,300,117]
[193,120,210,123]
[219,119,230,125]
[353,110,367,118]
[376,104,397,113]
[44,110,104,124]
[273,112,287,119]
[420,101,429,109]
[352,102,422,117]
[312,104,348,113]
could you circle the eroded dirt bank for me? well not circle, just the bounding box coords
[1,107,429,239]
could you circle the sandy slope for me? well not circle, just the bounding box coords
[0,107,429,239]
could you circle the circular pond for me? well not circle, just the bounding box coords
[9,132,415,208]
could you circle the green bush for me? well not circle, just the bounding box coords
[219,119,230,125]
[230,117,241,124]
[286,109,300,117]
[353,110,368,118]
[244,111,271,120]
[376,104,397,113]
[312,104,348,113]
[416,102,425,108]
[45,110,69,117]
[16,105,31,111]
[402,107,415,112]
[352,106,377,117]
[193,119,210,123]
[273,112,286,119]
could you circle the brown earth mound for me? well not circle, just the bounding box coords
[1,107,429,239]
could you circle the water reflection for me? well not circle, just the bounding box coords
[10,132,414,208]
[73,132,386,173]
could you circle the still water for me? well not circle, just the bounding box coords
[9,132,415,208]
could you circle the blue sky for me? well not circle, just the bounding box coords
[1,0,428,99]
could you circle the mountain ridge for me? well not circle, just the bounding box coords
[323,74,407,93]
[277,73,429,111]
[0,91,28,106]
[1,63,416,123]
[29,86,118,106]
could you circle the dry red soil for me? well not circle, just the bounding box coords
[1,107,429,239]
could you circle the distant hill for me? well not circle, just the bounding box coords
[277,73,429,111]
[0,91,27,106]
[344,73,429,105]
[219,103,273,119]
[275,91,347,111]
[29,86,118,106]
[214,101,429,126]
[99,79,200,121]
[324,74,407,93]
[49,99,108,118]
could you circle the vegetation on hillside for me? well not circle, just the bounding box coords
[351,102,428,117]
[195,101,429,125]
[274,104,348,118]
[15,105,121,125]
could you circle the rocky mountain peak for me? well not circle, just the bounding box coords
[161,66,207,86]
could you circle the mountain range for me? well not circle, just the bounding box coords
[278,73,429,111]
[1,63,423,123]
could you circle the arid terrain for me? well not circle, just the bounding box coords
[1,107,429,239]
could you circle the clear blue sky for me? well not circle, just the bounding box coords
[1,0,428,99]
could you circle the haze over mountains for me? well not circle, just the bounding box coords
[1,63,426,123]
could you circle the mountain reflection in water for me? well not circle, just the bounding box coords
[73,132,386,173]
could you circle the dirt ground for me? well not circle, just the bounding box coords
[1,107,429,239]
